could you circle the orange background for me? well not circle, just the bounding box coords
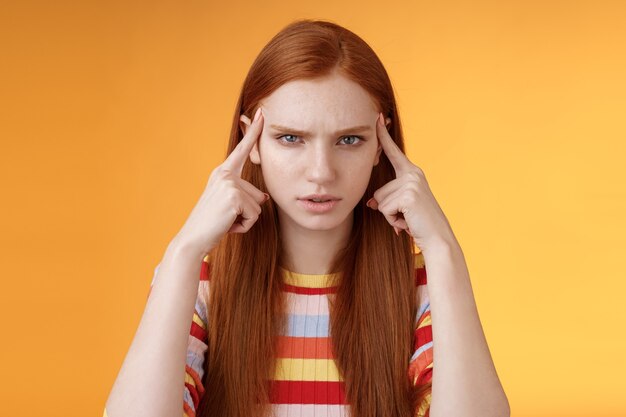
[1,1,625,416]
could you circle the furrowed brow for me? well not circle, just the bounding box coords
[269,124,372,136]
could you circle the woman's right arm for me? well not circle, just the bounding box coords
[104,107,267,416]
[104,239,206,417]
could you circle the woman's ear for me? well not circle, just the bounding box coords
[239,114,252,136]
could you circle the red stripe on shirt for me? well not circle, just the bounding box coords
[190,320,207,342]
[269,380,346,404]
[280,283,339,295]
[275,335,335,359]
[415,266,427,286]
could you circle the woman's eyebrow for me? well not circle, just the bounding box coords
[268,124,372,136]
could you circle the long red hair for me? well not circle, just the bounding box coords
[197,19,431,417]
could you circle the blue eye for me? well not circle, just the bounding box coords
[340,136,363,145]
[278,134,299,144]
[277,135,364,146]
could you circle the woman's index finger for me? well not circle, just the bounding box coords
[376,112,409,175]
[224,108,264,176]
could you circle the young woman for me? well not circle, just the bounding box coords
[104,19,509,417]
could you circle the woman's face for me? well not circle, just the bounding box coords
[241,72,389,233]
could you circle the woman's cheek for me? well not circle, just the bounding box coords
[258,145,291,186]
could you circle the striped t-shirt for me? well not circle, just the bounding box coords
[104,252,433,417]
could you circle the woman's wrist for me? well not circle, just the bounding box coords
[165,235,208,265]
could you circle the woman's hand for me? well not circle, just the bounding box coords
[366,112,456,252]
[173,107,270,257]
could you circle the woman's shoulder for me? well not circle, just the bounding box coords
[414,251,427,286]
[413,251,425,268]
[201,254,212,282]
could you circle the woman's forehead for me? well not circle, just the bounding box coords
[259,85,378,129]
[259,76,379,115]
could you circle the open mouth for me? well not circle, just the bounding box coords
[298,198,340,212]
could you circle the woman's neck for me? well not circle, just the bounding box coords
[279,212,353,275]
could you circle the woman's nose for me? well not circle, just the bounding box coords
[305,147,336,183]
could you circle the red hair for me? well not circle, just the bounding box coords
[197,19,431,417]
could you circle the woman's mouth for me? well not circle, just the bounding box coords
[297,198,340,213]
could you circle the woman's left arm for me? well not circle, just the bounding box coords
[369,112,510,417]
[420,237,510,417]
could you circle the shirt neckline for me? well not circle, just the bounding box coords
[279,266,342,288]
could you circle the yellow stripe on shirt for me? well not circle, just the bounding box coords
[274,357,343,381]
